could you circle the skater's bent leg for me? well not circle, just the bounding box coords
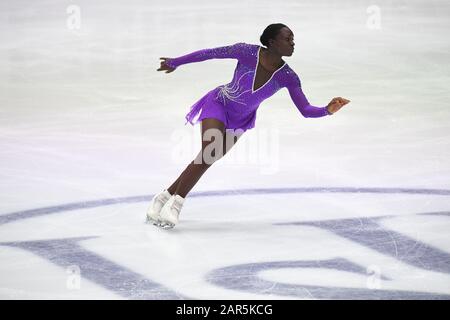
[166,158,197,196]
[172,153,210,198]
[166,171,184,195]
[166,159,204,195]
[167,124,244,197]
[166,118,221,195]
[171,118,243,198]
[173,118,224,197]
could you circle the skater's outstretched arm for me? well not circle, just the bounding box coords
[287,73,350,117]
[157,42,246,73]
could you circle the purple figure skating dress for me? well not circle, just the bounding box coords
[165,42,331,132]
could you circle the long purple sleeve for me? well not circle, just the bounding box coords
[165,42,245,69]
[286,73,331,118]
[166,42,330,132]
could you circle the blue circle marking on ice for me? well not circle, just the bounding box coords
[1,187,449,299]
[1,187,449,225]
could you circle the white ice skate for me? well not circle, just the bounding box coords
[158,194,185,229]
[146,189,172,226]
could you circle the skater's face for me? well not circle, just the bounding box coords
[269,27,295,56]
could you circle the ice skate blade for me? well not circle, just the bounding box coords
[145,215,175,229]
[146,216,161,225]
[157,222,175,229]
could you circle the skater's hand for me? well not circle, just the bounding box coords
[157,57,176,73]
[326,97,350,114]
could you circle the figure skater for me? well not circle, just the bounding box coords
[147,23,350,229]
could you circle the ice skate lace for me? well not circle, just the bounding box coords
[156,194,170,206]
[171,201,183,213]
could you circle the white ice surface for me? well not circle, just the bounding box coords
[0,0,449,299]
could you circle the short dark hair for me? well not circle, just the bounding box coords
[260,23,289,47]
